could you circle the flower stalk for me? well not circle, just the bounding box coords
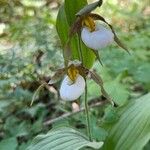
[77,34,83,63]
[84,79,92,141]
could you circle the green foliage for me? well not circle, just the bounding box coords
[104,75,129,106]
[103,93,150,150]
[0,137,18,150]
[27,127,103,150]
[64,0,87,25]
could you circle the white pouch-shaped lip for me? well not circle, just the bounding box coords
[81,23,114,50]
[60,75,85,101]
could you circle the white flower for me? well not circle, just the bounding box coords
[81,23,114,50]
[60,75,85,101]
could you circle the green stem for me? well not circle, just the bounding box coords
[84,79,92,141]
[77,35,82,61]
[77,34,83,64]
[77,34,91,140]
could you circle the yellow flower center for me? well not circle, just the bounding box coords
[82,16,96,32]
[67,65,79,83]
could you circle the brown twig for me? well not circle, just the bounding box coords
[43,100,109,126]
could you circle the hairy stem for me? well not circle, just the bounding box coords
[84,79,92,141]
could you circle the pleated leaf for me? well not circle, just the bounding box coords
[27,127,103,150]
[102,93,150,150]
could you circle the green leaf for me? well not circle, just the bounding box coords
[104,79,129,106]
[4,116,29,137]
[102,106,119,124]
[64,0,87,25]
[56,0,95,68]
[144,141,150,150]
[133,63,150,84]
[0,137,18,150]
[102,93,150,150]
[56,5,80,63]
[56,5,69,47]
[91,49,103,66]
[90,115,108,141]
[0,100,10,112]
[18,141,31,150]
[27,127,103,150]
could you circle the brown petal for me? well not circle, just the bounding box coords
[91,49,103,66]
[48,68,66,85]
[89,70,114,106]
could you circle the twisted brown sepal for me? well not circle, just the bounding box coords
[78,65,114,106]
[76,0,103,17]
[89,70,114,106]
[77,65,89,79]
[91,49,103,66]
[48,68,66,85]
[89,13,130,54]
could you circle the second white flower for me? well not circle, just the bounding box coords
[60,75,85,101]
[81,23,114,50]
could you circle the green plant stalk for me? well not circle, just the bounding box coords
[77,34,83,64]
[84,79,92,141]
[78,33,92,140]
[77,35,82,62]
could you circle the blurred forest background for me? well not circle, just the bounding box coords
[0,0,150,149]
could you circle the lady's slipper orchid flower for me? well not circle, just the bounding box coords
[48,60,113,104]
[60,74,85,101]
[60,65,85,101]
[81,16,114,50]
